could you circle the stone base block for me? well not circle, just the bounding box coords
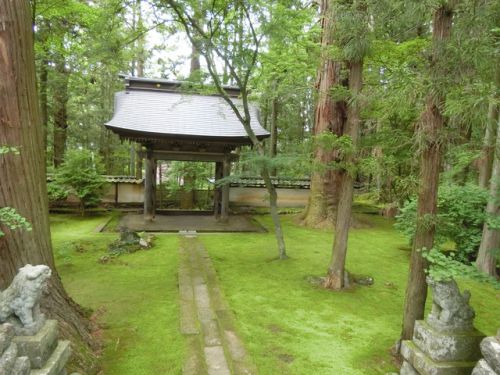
[480,337,500,373]
[12,356,30,375]
[413,320,484,362]
[0,324,15,355]
[400,360,419,375]
[13,320,58,369]
[401,340,478,375]
[30,340,71,375]
[0,342,18,374]
[472,359,497,375]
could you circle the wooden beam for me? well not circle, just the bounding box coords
[139,150,239,162]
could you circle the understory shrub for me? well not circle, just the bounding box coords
[395,183,489,263]
[54,149,106,213]
[47,180,69,204]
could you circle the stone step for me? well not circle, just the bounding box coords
[14,320,59,369]
[401,340,478,375]
[204,346,231,375]
[30,340,71,375]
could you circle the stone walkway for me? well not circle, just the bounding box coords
[178,233,258,375]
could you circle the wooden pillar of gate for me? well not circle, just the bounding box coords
[144,147,156,221]
[220,156,230,222]
[214,161,223,218]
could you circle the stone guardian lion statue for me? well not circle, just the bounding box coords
[0,264,52,335]
[426,276,475,332]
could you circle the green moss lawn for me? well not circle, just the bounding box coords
[50,211,500,374]
[50,214,183,375]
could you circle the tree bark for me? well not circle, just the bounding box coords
[52,60,69,168]
[269,94,278,177]
[39,58,49,157]
[400,2,455,343]
[476,109,499,277]
[478,96,499,189]
[324,60,363,289]
[301,0,346,228]
[0,2,97,372]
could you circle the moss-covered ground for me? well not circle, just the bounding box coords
[50,214,183,375]
[50,211,500,374]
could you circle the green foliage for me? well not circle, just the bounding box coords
[0,207,32,237]
[0,146,20,155]
[395,183,489,263]
[47,180,69,203]
[421,248,500,289]
[55,149,106,212]
[0,146,31,237]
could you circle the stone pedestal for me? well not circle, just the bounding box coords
[0,321,71,375]
[400,278,485,375]
[14,320,71,375]
[0,323,30,375]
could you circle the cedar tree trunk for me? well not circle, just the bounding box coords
[52,60,69,168]
[0,2,97,372]
[476,110,499,277]
[302,0,346,228]
[400,3,455,342]
[478,78,499,188]
[324,60,363,289]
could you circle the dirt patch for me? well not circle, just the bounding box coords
[267,324,284,334]
[278,353,295,363]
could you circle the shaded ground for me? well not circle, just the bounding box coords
[118,213,266,233]
[49,211,500,375]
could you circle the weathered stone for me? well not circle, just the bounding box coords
[480,336,500,373]
[400,361,419,375]
[13,320,58,369]
[413,320,484,362]
[426,277,475,333]
[0,323,15,355]
[204,346,230,375]
[0,265,52,336]
[472,359,497,375]
[30,340,71,375]
[11,356,30,375]
[0,342,18,374]
[401,340,477,375]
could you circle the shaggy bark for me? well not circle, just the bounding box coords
[476,111,499,277]
[0,2,97,372]
[324,60,363,289]
[400,3,455,342]
[52,60,69,168]
[478,79,499,189]
[301,0,346,228]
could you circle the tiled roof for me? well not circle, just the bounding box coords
[105,88,269,142]
[47,175,143,184]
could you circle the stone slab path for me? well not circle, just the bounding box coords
[178,233,258,375]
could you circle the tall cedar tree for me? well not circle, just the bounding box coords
[0,1,97,372]
[301,0,344,228]
[476,109,499,277]
[400,1,457,342]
